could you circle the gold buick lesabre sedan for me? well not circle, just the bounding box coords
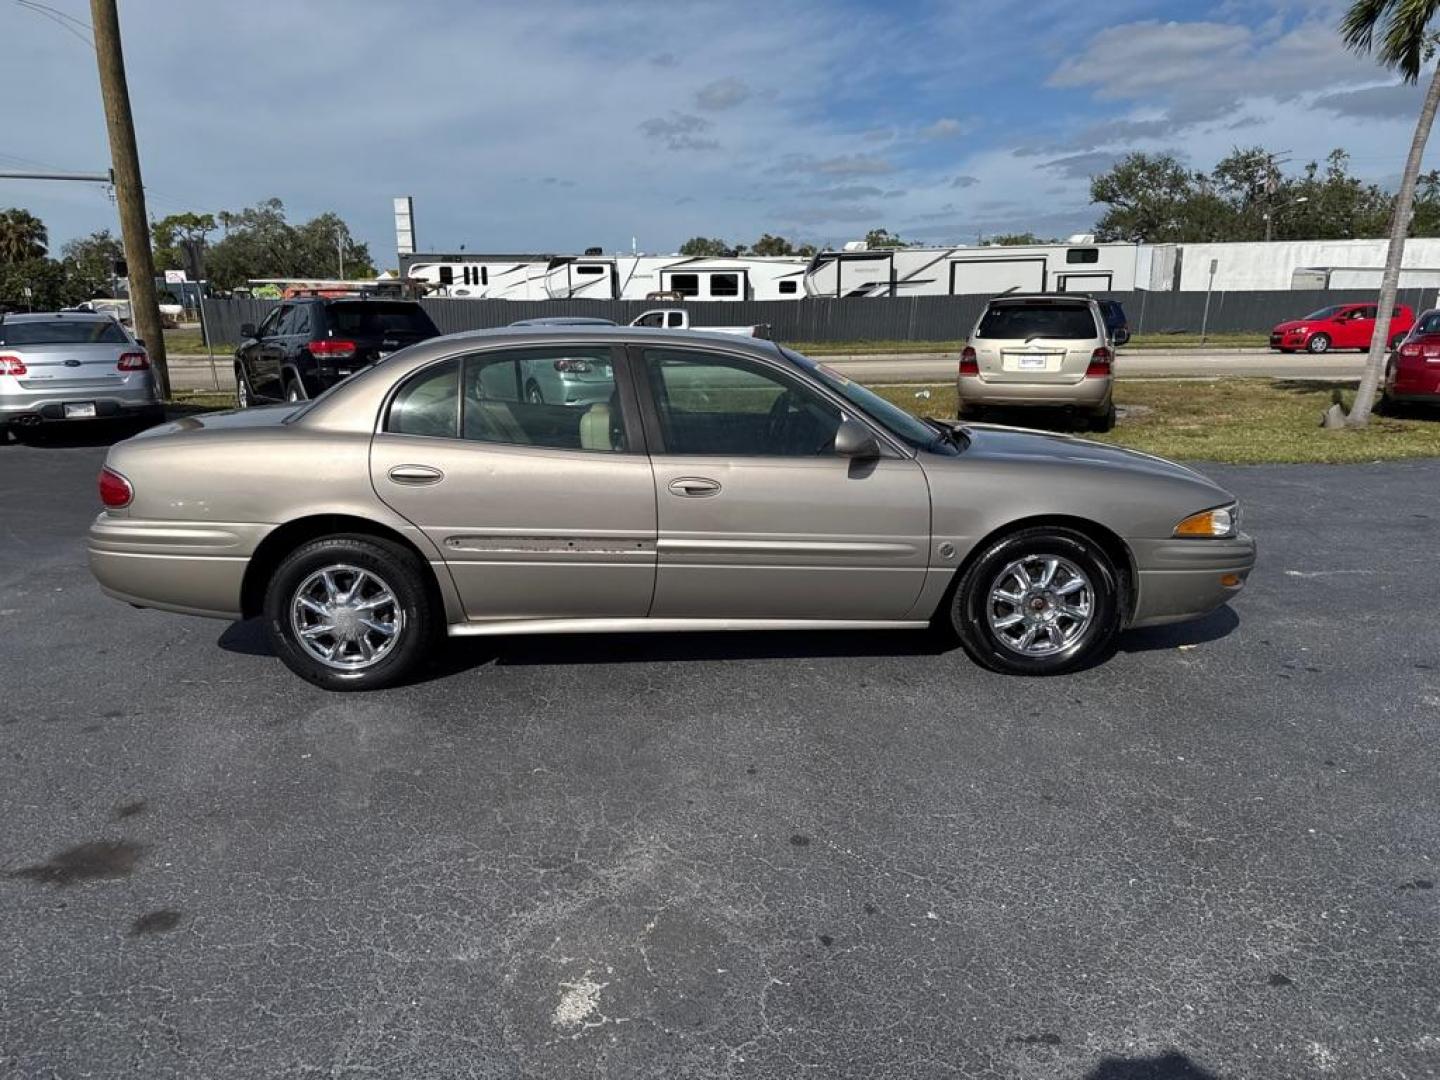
[89,327,1255,691]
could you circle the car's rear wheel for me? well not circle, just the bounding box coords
[285,377,306,403]
[263,535,438,691]
[1307,333,1331,354]
[949,526,1122,676]
[1089,403,1117,433]
[235,368,251,409]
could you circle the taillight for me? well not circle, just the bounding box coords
[959,346,979,377]
[98,467,133,509]
[1399,341,1440,359]
[1399,343,1421,358]
[553,358,593,373]
[1085,346,1113,377]
[309,339,357,359]
[117,350,149,371]
[0,354,27,375]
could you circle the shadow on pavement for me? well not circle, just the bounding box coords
[1118,605,1239,653]
[1084,1051,1220,1079]
[218,605,1240,680]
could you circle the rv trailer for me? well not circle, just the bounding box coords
[404,253,808,301]
[804,240,1169,297]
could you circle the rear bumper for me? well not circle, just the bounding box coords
[1127,534,1256,628]
[88,513,263,619]
[958,375,1111,410]
[1387,365,1440,400]
[1,388,162,425]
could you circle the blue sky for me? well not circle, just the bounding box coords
[0,0,1433,266]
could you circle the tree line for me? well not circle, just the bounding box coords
[0,199,376,311]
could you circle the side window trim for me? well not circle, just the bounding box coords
[378,343,648,454]
[625,344,902,458]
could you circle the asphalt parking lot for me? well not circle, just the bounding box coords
[1,432,1437,1080]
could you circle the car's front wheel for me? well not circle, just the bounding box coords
[263,535,438,691]
[949,526,1123,675]
[235,368,251,408]
[1307,333,1331,354]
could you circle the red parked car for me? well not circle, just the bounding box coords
[1384,308,1440,412]
[1269,302,1413,354]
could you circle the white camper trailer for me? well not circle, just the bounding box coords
[804,240,1167,297]
[406,254,808,301]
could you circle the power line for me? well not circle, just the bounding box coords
[10,0,93,45]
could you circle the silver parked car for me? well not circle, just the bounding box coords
[88,327,1254,691]
[959,294,1116,431]
[1,311,162,437]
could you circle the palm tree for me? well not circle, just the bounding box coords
[0,208,48,263]
[1340,0,1440,426]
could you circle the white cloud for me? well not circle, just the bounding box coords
[919,117,968,140]
[638,113,719,152]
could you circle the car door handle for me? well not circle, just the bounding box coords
[388,464,444,485]
[668,477,721,497]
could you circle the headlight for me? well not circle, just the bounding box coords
[1294,326,1307,334]
[1174,504,1238,538]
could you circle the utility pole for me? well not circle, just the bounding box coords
[90,0,169,396]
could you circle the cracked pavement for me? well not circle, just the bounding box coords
[1,437,1437,1078]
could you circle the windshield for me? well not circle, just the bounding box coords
[781,347,960,455]
[0,318,129,345]
[975,302,1097,340]
[1302,305,1345,321]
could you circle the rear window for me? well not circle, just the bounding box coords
[0,319,129,345]
[975,302,1098,341]
[325,303,437,338]
[1415,311,1440,334]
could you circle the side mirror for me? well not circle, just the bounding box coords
[240,322,257,338]
[834,418,880,460]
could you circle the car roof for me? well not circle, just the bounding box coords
[439,324,782,349]
[508,316,619,326]
[1,310,119,323]
[986,293,1096,304]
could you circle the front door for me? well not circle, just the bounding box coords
[634,345,931,621]
[370,344,657,622]
[1341,305,1377,349]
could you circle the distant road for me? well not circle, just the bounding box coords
[821,348,1370,383]
[164,348,1371,394]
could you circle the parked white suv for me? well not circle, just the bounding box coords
[958,294,1115,432]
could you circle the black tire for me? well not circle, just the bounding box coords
[524,379,544,404]
[285,377,306,403]
[1307,333,1331,354]
[235,368,251,409]
[1089,402,1117,433]
[949,526,1123,676]
[263,534,439,691]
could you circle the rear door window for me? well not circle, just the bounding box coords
[0,319,129,345]
[975,303,1098,340]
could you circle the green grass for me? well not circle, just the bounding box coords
[163,328,211,354]
[872,378,1440,464]
[166,389,234,412]
[786,331,1268,356]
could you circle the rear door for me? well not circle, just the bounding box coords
[634,345,930,621]
[369,343,657,622]
[970,298,1101,383]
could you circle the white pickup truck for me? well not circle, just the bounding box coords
[629,308,769,339]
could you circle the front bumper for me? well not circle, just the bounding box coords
[958,375,1111,410]
[1127,534,1256,628]
[1270,331,1307,350]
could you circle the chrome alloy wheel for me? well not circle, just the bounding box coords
[985,554,1094,658]
[289,564,405,671]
